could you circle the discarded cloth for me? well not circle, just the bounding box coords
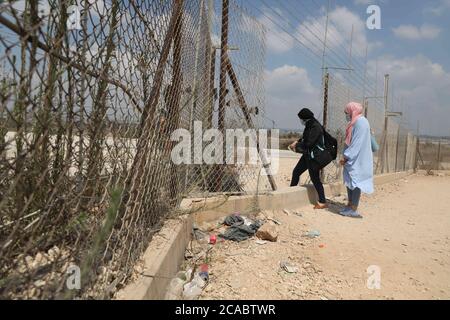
[220,215,262,242]
[219,223,262,242]
[223,215,244,226]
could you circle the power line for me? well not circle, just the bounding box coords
[245,2,325,64]
[257,1,379,101]
[242,0,408,130]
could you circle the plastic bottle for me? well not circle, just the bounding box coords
[182,273,206,300]
[166,278,185,300]
[199,264,209,281]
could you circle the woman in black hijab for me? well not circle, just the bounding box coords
[289,108,328,209]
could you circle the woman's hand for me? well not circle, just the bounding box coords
[289,141,297,150]
[339,158,348,166]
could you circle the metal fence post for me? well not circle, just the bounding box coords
[207,0,215,129]
[376,74,389,174]
[395,126,400,172]
[383,74,390,173]
[138,0,184,133]
[218,0,229,135]
[364,98,368,118]
[170,0,185,201]
[225,57,277,191]
[215,0,230,192]
[414,121,420,172]
[322,72,329,129]
[414,137,420,172]
[403,133,409,171]
[321,72,329,182]
[184,0,205,192]
[437,139,442,170]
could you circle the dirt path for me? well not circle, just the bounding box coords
[200,174,450,300]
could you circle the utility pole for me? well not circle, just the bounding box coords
[321,0,330,77]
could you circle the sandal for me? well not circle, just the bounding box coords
[314,203,329,210]
[339,207,352,214]
[340,209,363,219]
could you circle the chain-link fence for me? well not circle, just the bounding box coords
[323,73,418,183]
[0,0,270,299]
[417,138,450,171]
[1,0,431,300]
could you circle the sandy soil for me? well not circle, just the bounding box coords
[199,173,450,300]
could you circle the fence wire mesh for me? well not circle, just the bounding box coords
[417,138,450,171]
[0,0,269,299]
[324,73,418,183]
[0,0,429,300]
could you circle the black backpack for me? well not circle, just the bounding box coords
[293,125,338,162]
[310,127,338,170]
[323,129,338,160]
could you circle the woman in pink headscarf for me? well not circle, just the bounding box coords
[339,102,374,218]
